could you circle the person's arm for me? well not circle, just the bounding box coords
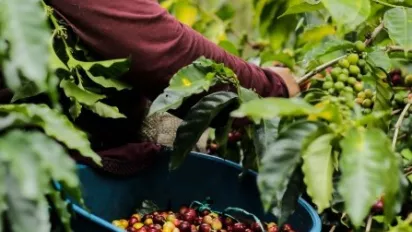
[49,0,298,103]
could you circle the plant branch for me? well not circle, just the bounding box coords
[297,55,345,84]
[392,102,411,150]
[298,21,385,84]
[329,225,336,232]
[365,215,372,232]
[372,0,401,8]
[365,21,385,47]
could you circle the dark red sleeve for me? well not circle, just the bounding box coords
[49,0,289,101]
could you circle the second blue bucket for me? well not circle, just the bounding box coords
[69,151,321,232]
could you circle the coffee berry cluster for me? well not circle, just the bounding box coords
[112,205,296,232]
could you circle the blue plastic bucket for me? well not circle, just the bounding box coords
[68,151,321,232]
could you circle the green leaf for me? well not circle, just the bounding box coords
[321,0,371,29]
[48,188,72,232]
[68,57,131,79]
[85,70,132,91]
[69,99,82,120]
[384,7,412,52]
[258,121,323,213]
[0,0,50,92]
[6,174,51,232]
[218,40,240,57]
[11,81,43,102]
[253,118,280,156]
[366,49,392,72]
[303,38,354,63]
[0,104,101,165]
[370,79,393,132]
[148,59,217,116]
[298,25,336,46]
[272,167,304,226]
[279,0,324,17]
[231,98,319,123]
[215,118,234,158]
[302,133,334,213]
[60,79,106,106]
[86,101,126,119]
[171,92,239,170]
[238,87,260,103]
[338,128,402,227]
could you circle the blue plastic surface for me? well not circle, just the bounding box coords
[68,151,321,232]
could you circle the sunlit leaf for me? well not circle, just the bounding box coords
[279,0,324,17]
[60,79,106,106]
[218,40,240,57]
[384,7,412,52]
[302,133,334,213]
[0,0,50,92]
[85,70,132,91]
[258,121,323,213]
[366,49,392,72]
[321,0,371,29]
[298,25,336,45]
[86,101,126,119]
[339,128,403,227]
[231,98,319,123]
[174,2,198,27]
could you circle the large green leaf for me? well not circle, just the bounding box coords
[85,70,132,91]
[302,38,354,63]
[279,0,324,17]
[302,133,334,213]
[366,49,392,72]
[6,174,51,232]
[60,79,106,106]
[171,92,239,170]
[11,81,43,102]
[338,128,402,227]
[48,188,72,232]
[238,87,260,103]
[384,7,412,52]
[253,118,280,156]
[272,167,304,226]
[321,0,371,29]
[148,61,216,116]
[86,101,126,119]
[68,57,131,79]
[0,104,101,165]
[231,98,319,123]
[0,0,50,91]
[370,79,393,132]
[258,121,323,213]
[298,25,336,46]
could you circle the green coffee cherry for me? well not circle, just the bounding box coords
[357,59,366,68]
[355,98,363,104]
[334,81,345,90]
[349,65,361,75]
[341,69,349,75]
[364,89,374,98]
[339,59,350,68]
[325,75,333,81]
[348,77,357,85]
[354,82,363,92]
[405,74,412,87]
[323,81,334,90]
[357,92,366,99]
[354,41,366,52]
[347,53,359,64]
[363,108,372,114]
[344,86,353,93]
[338,74,348,82]
[331,67,342,79]
[362,99,372,108]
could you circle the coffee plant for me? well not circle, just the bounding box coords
[150,0,412,231]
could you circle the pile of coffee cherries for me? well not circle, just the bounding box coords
[112,205,296,232]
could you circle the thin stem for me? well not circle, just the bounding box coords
[297,55,345,84]
[365,215,372,232]
[298,21,385,84]
[365,21,385,47]
[392,109,402,116]
[392,102,411,150]
[329,225,336,232]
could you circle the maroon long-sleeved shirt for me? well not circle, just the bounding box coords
[44,0,289,175]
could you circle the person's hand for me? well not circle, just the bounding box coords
[268,67,301,97]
